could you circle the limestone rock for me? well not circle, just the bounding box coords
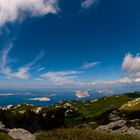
[109,110,120,121]
[96,120,126,132]
[126,127,140,138]
[0,121,9,132]
[112,126,140,138]
[0,121,5,128]
[8,128,36,140]
[96,120,140,138]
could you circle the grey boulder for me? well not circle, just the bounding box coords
[8,128,36,140]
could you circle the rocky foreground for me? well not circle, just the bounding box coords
[96,120,140,137]
[0,119,140,140]
[0,92,140,140]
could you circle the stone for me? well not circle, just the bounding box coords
[96,120,126,132]
[0,121,9,132]
[129,119,140,123]
[109,110,120,121]
[126,127,140,138]
[96,120,140,138]
[88,122,97,125]
[112,126,129,133]
[63,103,72,109]
[112,126,140,138]
[8,128,36,140]
[0,121,5,128]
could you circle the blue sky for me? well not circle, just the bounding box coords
[0,0,140,91]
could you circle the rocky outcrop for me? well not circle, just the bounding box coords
[8,128,36,140]
[0,121,5,128]
[0,122,36,140]
[109,110,120,121]
[96,120,140,138]
[112,126,140,138]
[96,120,126,132]
[125,127,140,137]
[0,121,9,132]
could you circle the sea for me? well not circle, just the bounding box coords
[0,85,140,106]
[0,88,133,106]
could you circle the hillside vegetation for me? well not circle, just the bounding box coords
[67,94,131,126]
[0,92,140,140]
[0,133,12,140]
[120,98,140,111]
[36,127,140,140]
[0,92,140,131]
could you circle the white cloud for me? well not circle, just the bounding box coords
[118,77,140,83]
[98,77,133,85]
[75,90,90,98]
[34,78,43,81]
[12,67,30,79]
[82,61,100,69]
[41,71,82,85]
[37,67,45,72]
[122,53,140,73]
[29,97,51,101]
[117,77,132,83]
[92,53,140,85]
[96,53,140,85]
[0,93,14,96]
[121,53,140,83]
[99,76,140,86]
[96,89,114,94]
[81,0,97,8]
[0,0,59,28]
[0,44,44,79]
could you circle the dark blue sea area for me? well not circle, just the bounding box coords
[0,89,122,106]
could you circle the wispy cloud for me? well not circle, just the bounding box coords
[25,51,44,68]
[0,0,59,28]
[82,61,100,69]
[37,67,45,72]
[81,0,98,8]
[41,70,82,85]
[0,43,44,79]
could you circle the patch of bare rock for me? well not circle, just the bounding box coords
[8,128,36,140]
[96,120,140,138]
[0,121,9,132]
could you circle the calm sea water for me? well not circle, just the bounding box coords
[0,89,118,106]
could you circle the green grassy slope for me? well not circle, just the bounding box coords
[66,94,131,126]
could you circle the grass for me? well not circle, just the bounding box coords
[120,98,140,111]
[75,95,130,117]
[0,92,140,140]
[66,95,131,126]
[0,133,12,140]
[36,127,140,140]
